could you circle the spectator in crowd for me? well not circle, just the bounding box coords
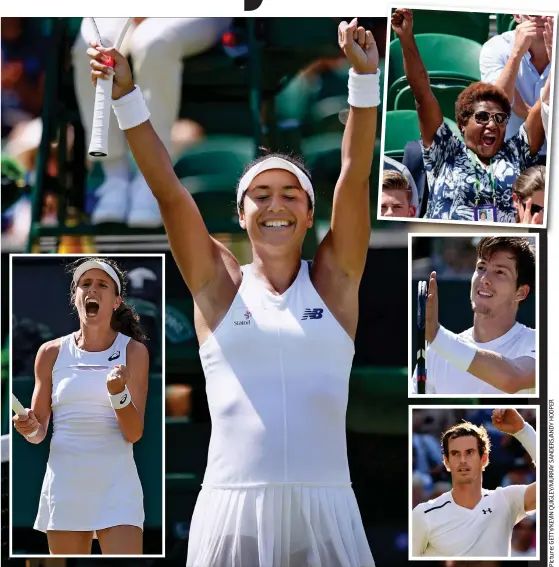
[511,517,537,557]
[380,170,417,218]
[391,9,549,223]
[512,165,545,224]
[72,17,232,228]
[480,15,554,162]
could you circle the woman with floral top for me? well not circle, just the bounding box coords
[391,8,549,223]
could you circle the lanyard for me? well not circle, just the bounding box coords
[468,151,496,207]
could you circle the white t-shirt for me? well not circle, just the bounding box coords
[412,486,528,558]
[412,322,535,395]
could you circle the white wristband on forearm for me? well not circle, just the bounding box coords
[348,68,381,108]
[109,385,132,410]
[112,86,150,131]
[430,325,477,372]
[513,423,537,464]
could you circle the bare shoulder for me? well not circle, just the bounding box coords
[37,338,62,364]
[126,338,149,361]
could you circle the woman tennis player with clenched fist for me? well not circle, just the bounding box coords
[87,18,379,566]
[13,258,149,555]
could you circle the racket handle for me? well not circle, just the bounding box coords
[12,394,39,438]
[89,74,114,157]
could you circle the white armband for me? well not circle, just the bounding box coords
[430,325,477,372]
[109,385,132,410]
[112,86,150,131]
[348,68,381,108]
[513,423,537,464]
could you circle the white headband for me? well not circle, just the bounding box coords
[73,260,121,294]
[237,157,315,211]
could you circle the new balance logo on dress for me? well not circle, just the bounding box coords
[482,508,492,514]
[108,351,120,361]
[301,308,323,320]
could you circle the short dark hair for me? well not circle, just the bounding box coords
[68,257,148,344]
[441,421,491,466]
[237,149,313,214]
[513,165,546,200]
[455,82,511,131]
[476,236,535,295]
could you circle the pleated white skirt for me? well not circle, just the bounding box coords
[186,484,375,567]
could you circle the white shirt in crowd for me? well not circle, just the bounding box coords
[412,485,529,557]
[412,322,536,395]
[480,30,550,155]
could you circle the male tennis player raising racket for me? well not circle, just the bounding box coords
[88,17,379,567]
[12,258,149,555]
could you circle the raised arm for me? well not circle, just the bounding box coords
[12,340,58,444]
[391,9,443,147]
[425,272,535,394]
[87,42,232,296]
[314,19,378,282]
[482,21,538,103]
[492,409,537,512]
[523,72,549,155]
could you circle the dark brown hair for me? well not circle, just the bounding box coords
[441,421,491,466]
[455,82,511,131]
[476,236,535,295]
[68,257,148,344]
[237,149,314,214]
[513,165,546,200]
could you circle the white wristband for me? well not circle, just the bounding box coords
[430,325,477,372]
[109,384,132,410]
[513,423,537,464]
[348,68,381,108]
[112,86,150,131]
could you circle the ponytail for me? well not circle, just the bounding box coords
[111,300,148,344]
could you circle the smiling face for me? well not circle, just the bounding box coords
[444,435,488,486]
[74,268,121,326]
[462,100,508,162]
[470,249,528,317]
[239,169,313,253]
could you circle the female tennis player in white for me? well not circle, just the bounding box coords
[12,258,149,555]
[88,17,379,566]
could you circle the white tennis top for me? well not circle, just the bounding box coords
[412,486,529,557]
[199,261,355,487]
[51,332,133,456]
[412,322,536,395]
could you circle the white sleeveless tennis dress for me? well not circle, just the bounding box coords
[34,332,144,533]
[186,261,375,567]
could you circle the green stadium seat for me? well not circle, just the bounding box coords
[394,84,466,120]
[391,9,490,44]
[388,34,482,88]
[383,110,461,162]
[496,14,517,34]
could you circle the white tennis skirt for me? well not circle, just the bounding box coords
[186,484,375,567]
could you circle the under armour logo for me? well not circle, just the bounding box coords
[120,394,128,405]
[483,508,492,514]
[108,351,120,361]
[302,308,323,320]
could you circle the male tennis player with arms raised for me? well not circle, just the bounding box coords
[412,408,536,557]
[412,236,536,395]
[87,18,379,567]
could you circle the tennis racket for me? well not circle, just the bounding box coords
[88,17,132,157]
[11,394,38,438]
[416,281,427,394]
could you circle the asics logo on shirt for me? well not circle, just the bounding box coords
[482,508,492,514]
[108,351,120,361]
[302,308,323,320]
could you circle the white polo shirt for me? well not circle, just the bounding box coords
[412,486,529,557]
[411,322,536,395]
[480,30,550,155]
